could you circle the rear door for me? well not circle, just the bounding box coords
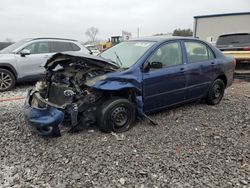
[142,41,188,112]
[183,41,216,100]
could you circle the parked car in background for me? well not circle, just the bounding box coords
[85,44,100,56]
[0,42,13,50]
[0,38,91,91]
[216,33,250,64]
[24,36,235,137]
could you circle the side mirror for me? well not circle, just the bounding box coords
[143,61,163,72]
[150,61,163,69]
[20,49,31,57]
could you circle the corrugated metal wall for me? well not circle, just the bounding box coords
[194,14,250,43]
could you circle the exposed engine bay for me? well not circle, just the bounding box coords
[24,52,121,137]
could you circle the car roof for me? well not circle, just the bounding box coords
[129,35,198,42]
[24,38,78,42]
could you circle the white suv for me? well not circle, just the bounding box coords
[0,38,91,91]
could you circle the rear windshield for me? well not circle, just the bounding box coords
[216,34,250,45]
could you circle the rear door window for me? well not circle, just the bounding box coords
[51,42,73,52]
[184,42,214,63]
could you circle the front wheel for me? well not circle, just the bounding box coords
[97,98,136,133]
[0,68,16,92]
[206,79,225,105]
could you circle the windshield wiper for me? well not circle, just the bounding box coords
[98,55,120,68]
[114,52,122,67]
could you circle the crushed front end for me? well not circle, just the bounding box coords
[24,52,118,137]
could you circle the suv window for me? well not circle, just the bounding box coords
[70,43,81,51]
[23,42,49,54]
[51,42,73,52]
[216,33,250,45]
[37,42,49,53]
[185,42,214,63]
[148,42,182,68]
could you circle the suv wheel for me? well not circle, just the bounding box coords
[97,98,136,133]
[0,68,16,92]
[206,79,225,105]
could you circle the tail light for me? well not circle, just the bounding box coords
[243,46,250,51]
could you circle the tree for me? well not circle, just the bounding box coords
[172,29,193,37]
[85,27,99,42]
[153,32,172,36]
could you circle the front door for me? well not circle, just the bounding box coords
[16,41,53,78]
[142,41,187,113]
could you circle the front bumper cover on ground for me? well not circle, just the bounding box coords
[24,90,64,137]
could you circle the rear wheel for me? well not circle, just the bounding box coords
[97,98,136,133]
[206,79,225,105]
[0,68,15,92]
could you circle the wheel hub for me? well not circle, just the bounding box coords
[111,106,128,127]
[0,72,12,89]
[213,84,221,98]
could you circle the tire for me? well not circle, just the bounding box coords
[0,68,16,92]
[206,79,225,105]
[97,98,136,133]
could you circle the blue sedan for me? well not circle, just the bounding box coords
[24,36,235,137]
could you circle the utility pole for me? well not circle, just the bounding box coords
[137,28,139,38]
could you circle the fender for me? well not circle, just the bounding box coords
[0,63,18,78]
[87,79,141,92]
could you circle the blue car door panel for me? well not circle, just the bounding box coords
[183,41,217,100]
[143,65,187,112]
[142,41,187,113]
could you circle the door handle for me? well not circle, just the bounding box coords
[180,68,185,73]
[211,62,215,65]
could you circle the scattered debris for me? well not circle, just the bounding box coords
[111,132,125,141]
[119,178,126,185]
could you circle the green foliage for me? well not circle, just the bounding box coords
[172,29,193,37]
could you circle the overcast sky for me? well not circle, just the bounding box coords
[0,0,249,42]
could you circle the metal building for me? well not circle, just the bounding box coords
[193,12,250,43]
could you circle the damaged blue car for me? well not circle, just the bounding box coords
[24,36,235,137]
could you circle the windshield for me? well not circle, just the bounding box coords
[216,34,250,45]
[100,41,155,68]
[0,39,30,54]
[87,46,98,51]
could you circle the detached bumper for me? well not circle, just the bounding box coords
[24,90,64,137]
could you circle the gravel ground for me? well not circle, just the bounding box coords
[0,81,250,188]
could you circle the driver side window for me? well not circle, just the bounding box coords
[23,43,36,54]
[148,42,182,70]
[23,42,49,54]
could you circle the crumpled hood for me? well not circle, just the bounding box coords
[45,51,119,70]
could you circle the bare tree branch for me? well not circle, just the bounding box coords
[85,27,99,42]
